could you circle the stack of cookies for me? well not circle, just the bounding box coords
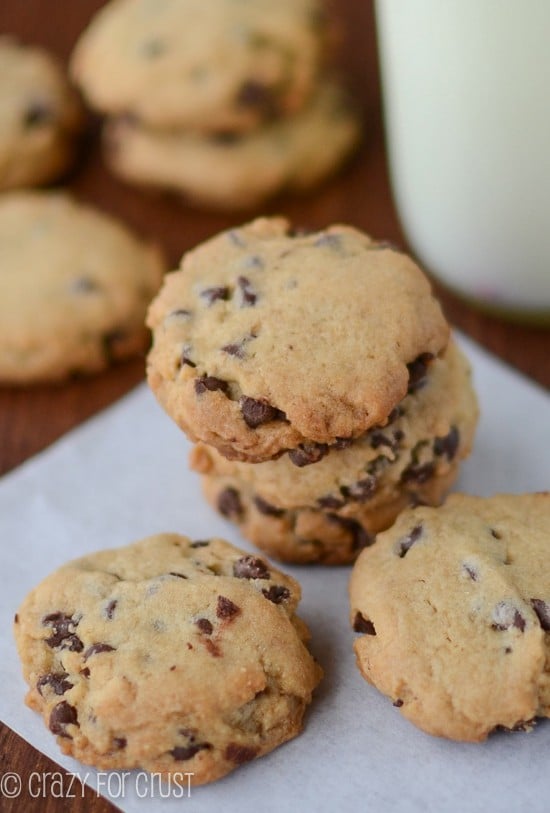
[146,217,479,564]
[70,0,361,210]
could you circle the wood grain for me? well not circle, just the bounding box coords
[0,1,548,811]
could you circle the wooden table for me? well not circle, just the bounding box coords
[0,2,548,811]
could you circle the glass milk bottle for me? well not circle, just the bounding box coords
[375,0,550,323]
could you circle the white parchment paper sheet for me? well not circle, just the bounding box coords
[0,334,548,813]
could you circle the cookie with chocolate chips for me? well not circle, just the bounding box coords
[0,38,83,190]
[103,79,360,210]
[0,191,164,383]
[70,0,325,132]
[147,217,449,462]
[349,493,550,741]
[190,340,478,563]
[14,533,322,784]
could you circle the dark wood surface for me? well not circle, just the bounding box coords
[0,1,548,811]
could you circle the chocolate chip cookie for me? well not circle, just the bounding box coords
[14,533,322,784]
[146,217,449,462]
[71,0,326,132]
[0,38,83,190]
[349,493,550,741]
[192,340,478,563]
[0,191,164,383]
[103,79,360,209]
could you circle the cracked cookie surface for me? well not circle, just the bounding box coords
[14,534,322,784]
[0,37,83,190]
[71,0,325,132]
[147,217,449,462]
[349,493,550,741]
[0,191,164,383]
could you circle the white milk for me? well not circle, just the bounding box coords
[375,0,550,319]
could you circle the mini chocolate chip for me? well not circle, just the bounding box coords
[23,101,52,127]
[345,476,377,503]
[217,487,243,519]
[169,572,188,579]
[222,341,246,358]
[253,495,285,517]
[288,443,328,467]
[37,673,73,696]
[317,494,346,510]
[393,699,404,707]
[326,514,373,551]
[195,618,213,635]
[530,599,550,631]
[370,431,395,450]
[180,348,196,368]
[396,523,424,558]
[240,396,285,428]
[43,613,83,652]
[14,614,18,623]
[492,602,526,632]
[262,585,290,604]
[80,667,90,678]
[113,737,127,749]
[400,461,435,484]
[491,528,502,540]
[353,612,376,635]
[49,701,78,737]
[407,353,435,393]
[387,406,404,423]
[195,376,229,396]
[105,600,117,620]
[463,564,478,581]
[190,540,210,548]
[504,647,512,654]
[171,742,212,761]
[225,743,258,764]
[200,286,230,305]
[237,275,257,306]
[83,643,115,661]
[216,595,240,619]
[233,555,270,580]
[434,426,460,461]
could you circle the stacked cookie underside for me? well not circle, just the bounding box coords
[146,218,478,565]
[70,0,360,209]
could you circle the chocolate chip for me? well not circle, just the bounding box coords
[171,742,212,761]
[434,426,460,461]
[387,406,404,423]
[113,737,127,749]
[317,494,346,510]
[80,667,90,678]
[344,476,377,503]
[530,599,550,631]
[262,585,290,604]
[353,612,376,635]
[195,376,229,395]
[180,348,196,368]
[492,602,526,632]
[333,437,354,450]
[370,431,396,450]
[225,742,258,764]
[37,673,73,697]
[240,396,286,428]
[326,514,373,551]
[222,341,246,358]
[236,80,275,114]
[463,563,478,581]
[490,528,502,540]
[253,495,285,517]
[83,643,115,661]
[190,540,210,548]
[105,600,117,619]
[195,618,213,635]
[237,276,257,306]
[396,524,424,558]
[217,487,243,519]
[49,701,78,737]
[23,101,52,127]
[400,461,435,484]
[288,443,328,467]
[407,353,435,394]
[233,555,270,580]
[200,286,230,305]
[216,595,240,619]
[14,614,18,624]
[169,572,187,579]
[393,699,404,707]
[42,613,83,652]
